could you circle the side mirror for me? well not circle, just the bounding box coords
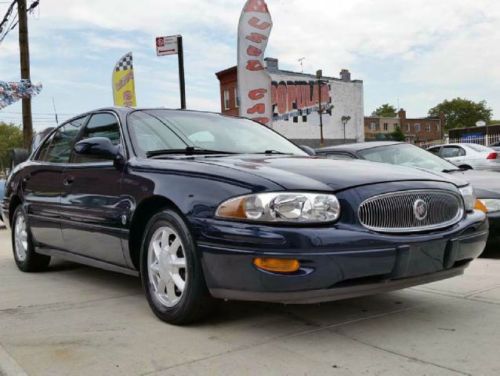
[74,137,119,160]
[299,145,316,156]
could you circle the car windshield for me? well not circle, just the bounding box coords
[127,110,307,157]
[358,143,459,172]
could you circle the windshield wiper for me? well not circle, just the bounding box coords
[257,150,293,155]
[147,147,236,158]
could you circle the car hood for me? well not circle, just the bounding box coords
[449,170,500,198]
[195,156,465,191]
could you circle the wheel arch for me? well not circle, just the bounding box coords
[128,195,186,270]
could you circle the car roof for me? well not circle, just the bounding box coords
[316,141,404,153]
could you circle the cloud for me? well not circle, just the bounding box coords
[1,0,499,124]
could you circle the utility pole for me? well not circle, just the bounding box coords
[17,0,33,149]
[316,70,324,147]
[177,35,186,109]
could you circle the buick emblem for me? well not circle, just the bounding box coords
[413,199,428,221]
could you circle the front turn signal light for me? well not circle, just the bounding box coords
[253,258,300,273]
[475,199,488,213]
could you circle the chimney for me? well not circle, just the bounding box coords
[340,69,351,82]
[265,57,279,72]
[398,108,406,120]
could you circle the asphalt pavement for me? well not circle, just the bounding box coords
[0,228,499,376]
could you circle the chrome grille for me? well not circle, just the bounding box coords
[358,190,464,233]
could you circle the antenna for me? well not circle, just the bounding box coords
[298,57,305,73]
[52,97,59,124]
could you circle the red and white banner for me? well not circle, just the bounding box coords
[237,0,273,125]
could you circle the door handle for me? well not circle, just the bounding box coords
[63,176,75,186]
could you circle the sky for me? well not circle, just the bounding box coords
[1,0,499,131]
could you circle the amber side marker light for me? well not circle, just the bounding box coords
[253,258,300,273]
[475,199,488,213]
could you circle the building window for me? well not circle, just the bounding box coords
[426,124,431,132]
[383,123,388,131]
[370,122,376,131]
[415,123,421,132]
[223,89,230,110]
[393,123,398,130]
[375,123,380,131]
[234,87,239,108]
[436,124,440,132]
[407,123,411,132]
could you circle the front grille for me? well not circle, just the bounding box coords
[358,190,464,233]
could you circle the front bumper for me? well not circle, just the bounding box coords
[196,210,488,304]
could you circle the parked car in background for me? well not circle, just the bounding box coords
[427,143,500,172]
[491,141,500,152]
[1,108,488,324]
[316,142,500,251]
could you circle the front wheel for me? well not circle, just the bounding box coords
[140,209,215,325]
[11,206,51,272]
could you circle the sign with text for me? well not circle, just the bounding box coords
[237,0,273,126]
[156,35,179,56]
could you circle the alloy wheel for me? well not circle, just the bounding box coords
[147,226,188,307]
[14,214,28,262]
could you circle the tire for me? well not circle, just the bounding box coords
[11,206,51,272]
[140,209,215,325]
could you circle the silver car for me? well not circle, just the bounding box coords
[428,143,500,171]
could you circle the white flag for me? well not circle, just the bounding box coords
[237,0,273,125]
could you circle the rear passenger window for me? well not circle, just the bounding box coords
[40,117,86,163]
[71,113,121,163]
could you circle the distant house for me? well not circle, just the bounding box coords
[365,109,444,143]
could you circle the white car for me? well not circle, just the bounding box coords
[428,143,500,171]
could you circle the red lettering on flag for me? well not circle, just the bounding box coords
[245,33,268,44]
[253,117,270,125]
[246,60,264,71]
[248,17,271,30]
[247,104,266,114]
[249,88,267,100]
[247,45,263,57]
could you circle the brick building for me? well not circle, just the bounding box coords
[215,58,365,147]
[364,109,444,143]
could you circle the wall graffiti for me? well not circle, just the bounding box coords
[271,80,332,122]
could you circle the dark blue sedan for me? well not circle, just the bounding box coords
[1,108,488,324]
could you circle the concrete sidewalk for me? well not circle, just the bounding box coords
[0,228,499,375]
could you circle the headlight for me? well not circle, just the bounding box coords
[478,199,500,213]
[215,192,341,223]
[459,185,475,212]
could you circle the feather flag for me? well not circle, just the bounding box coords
[112,52,137,107]
[237,0,273,125]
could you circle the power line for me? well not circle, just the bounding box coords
[0,0,16,43]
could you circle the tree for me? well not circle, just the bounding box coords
[391,126,406,141]
[0,122,23,174]
[373,104,397,117]
[428,98,492,131]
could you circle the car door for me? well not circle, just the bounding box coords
[440,146,466,166]
[23,118,85,250]
[60,112,128,266]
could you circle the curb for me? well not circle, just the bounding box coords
[0,345,27,376]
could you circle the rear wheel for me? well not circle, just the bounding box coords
[11,206,51,272]
[140,209,215,325]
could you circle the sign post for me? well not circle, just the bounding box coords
[156,35,186,109]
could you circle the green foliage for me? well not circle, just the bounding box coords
[391,126,406,141]
[373,104,397,117]
[428,98,492,131]
[0,122,23,174]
